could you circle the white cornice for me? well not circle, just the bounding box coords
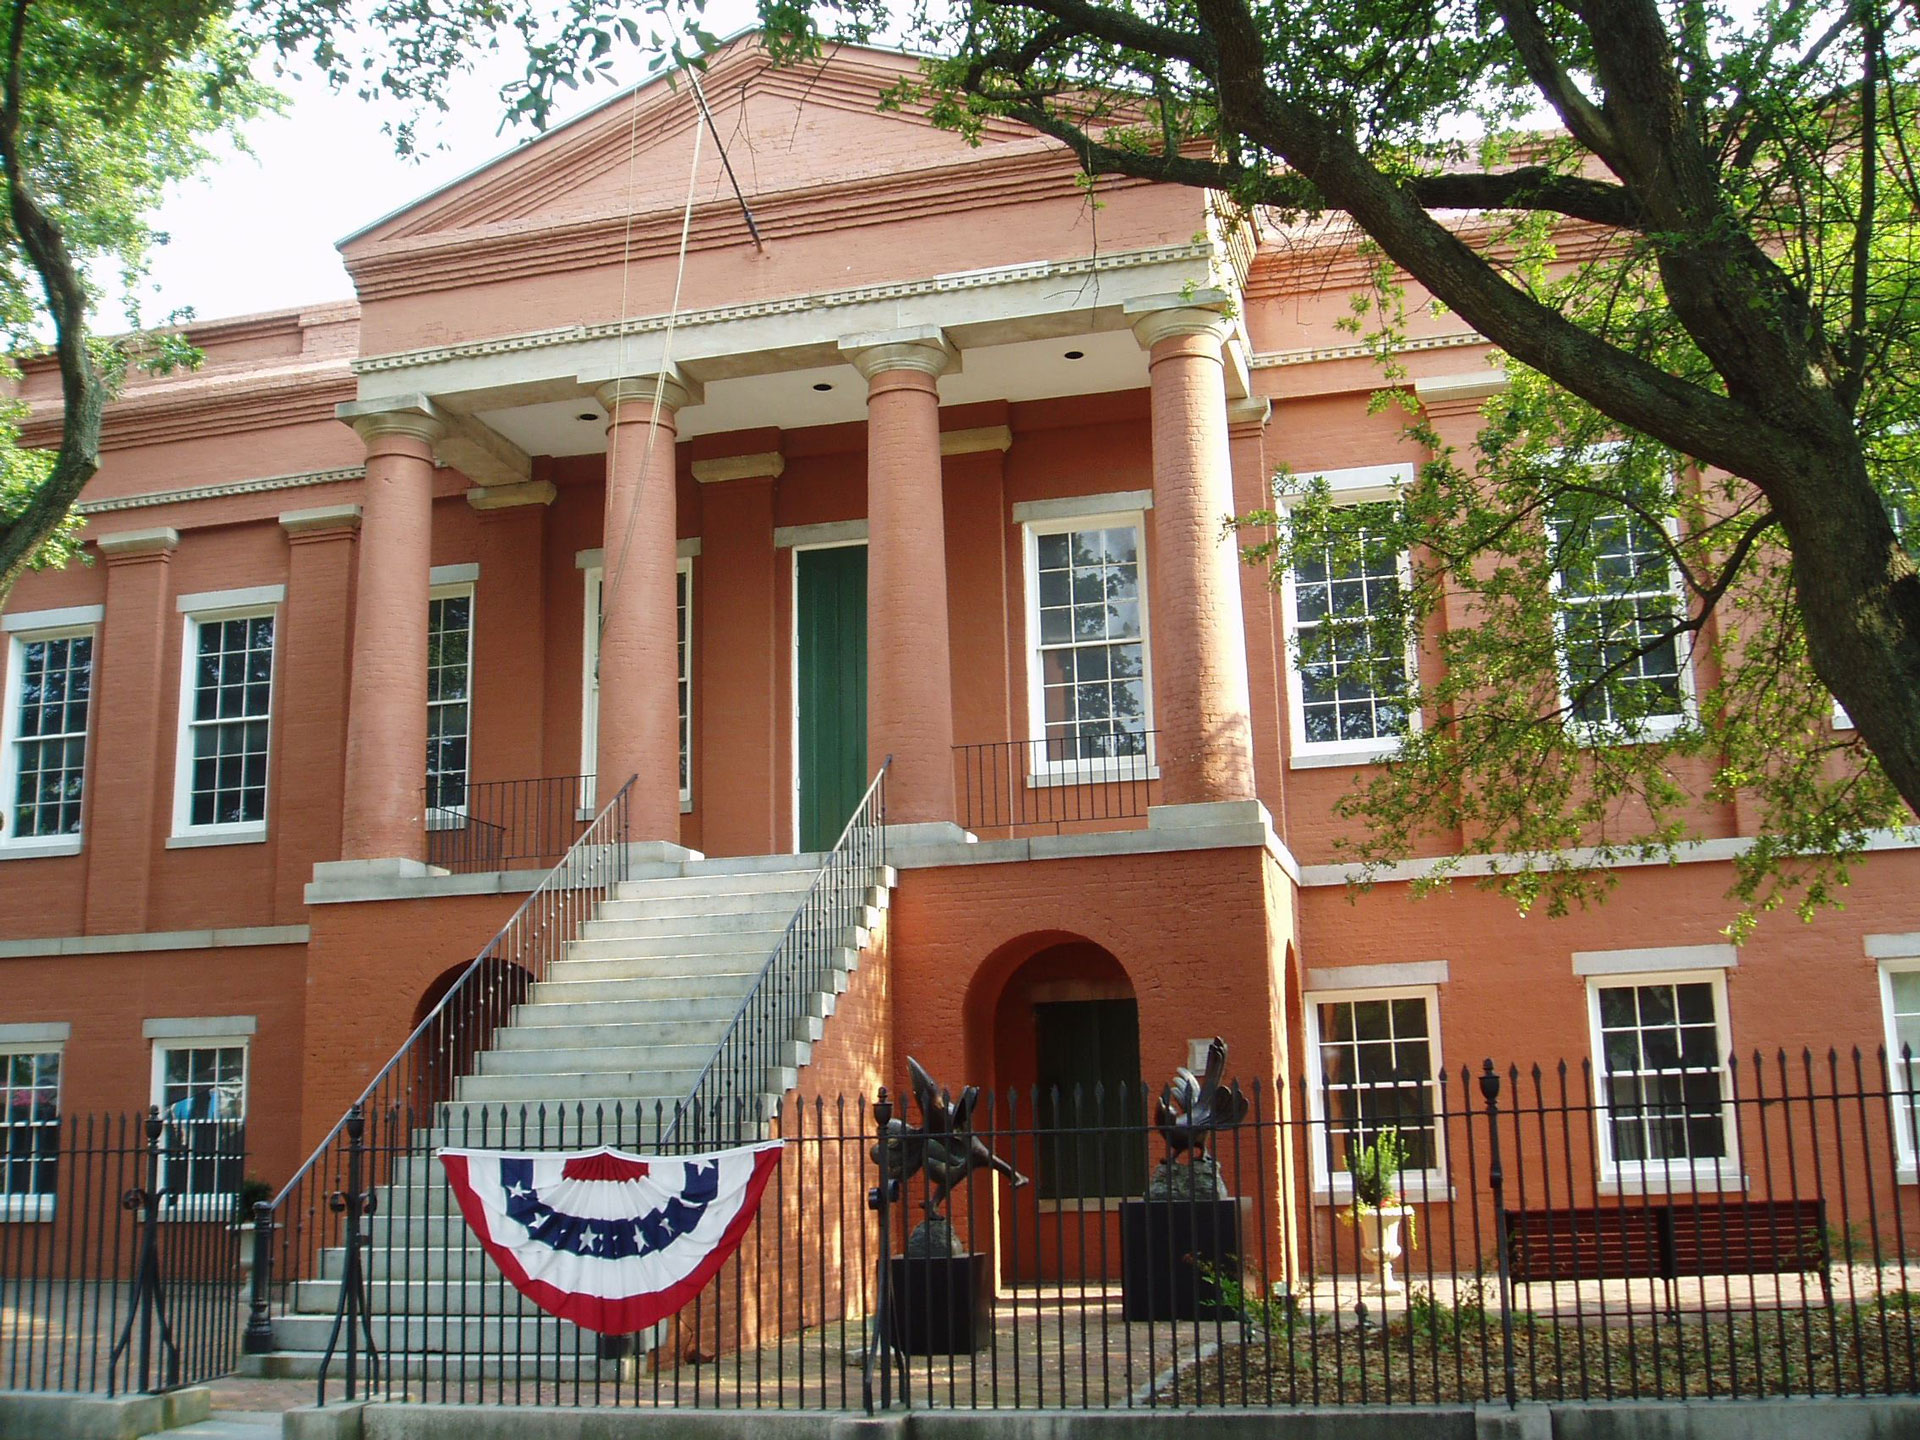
[1250,330,1485,370]
[77,467,366,516]
[352,243,1216,377]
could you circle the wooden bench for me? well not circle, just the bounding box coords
[1504,1199,1830,1313]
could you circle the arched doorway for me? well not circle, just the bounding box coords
[971,936,1146,1283]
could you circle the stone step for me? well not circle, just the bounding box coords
[592,889,814,921]
[419,1104,777,1151]
[610,871,820,901]
[577,910,795,941]
[474,1041,737,1077]
[563,928,789,962]
[526,973,760,1006]
[678,851,830,877]
[490,1018,733,1051]
[455,1066,709,1102]
[545,946,858,988]
[507,995,745,1029]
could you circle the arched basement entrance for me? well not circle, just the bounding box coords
[969,935,1147,1285]
[405,957,532,1122]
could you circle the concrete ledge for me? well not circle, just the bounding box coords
[285,1400,368,1440]
[337,1398,1920,1440]
[0,926,309,959]
[0,1385,208,1440]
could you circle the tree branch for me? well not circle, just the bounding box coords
[0,0,106,603]
[1488,0,1622,164]
[1408,167,1645,229]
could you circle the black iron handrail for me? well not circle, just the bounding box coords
[955,732,1159,835]
[662,760,891,1148]
[424,774,595,874]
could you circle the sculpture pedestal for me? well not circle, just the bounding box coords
[887,1253,995,1354]
[1119,1200,1243,1321]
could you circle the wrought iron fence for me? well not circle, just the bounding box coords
[284,1048,1920,1412]
[252,777,634,1355]
[426,775,595,874]
[955,735,1159,837]
[664,760,890,1150]
[0,1111,248,1394]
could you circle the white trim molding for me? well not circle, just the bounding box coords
[775,520,868,550]
[175,584,285,614]
[1573,944,1737,977]
[1011,490,1154,525]
[0,926,308,959]
[3,606,103,633]
[142,1015,258,1040]
[1868,933,1920,959]
[0,1022,70,1045]
[78,467,365,516]
[1305,960,1450,992]
[428,563,479,587]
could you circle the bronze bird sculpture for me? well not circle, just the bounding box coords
[873,1056,1029,1218]
[1154,1036,1249,1162]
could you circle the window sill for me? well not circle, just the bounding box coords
[1596,1170,1748,1197]
[426,810,467,833]
[1568,718,1690,749]
[167,827,267,850]
[0,835,82,860]
[156,1196,239,1223]
[1025,766,1159,790]
[0,1196,55,1222]
[1290,745,1402,771]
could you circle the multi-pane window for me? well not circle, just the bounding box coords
[1552,500,1689,733]
[181,614,274,831]
[1309,992,1441,1185]
[154,1042,246,1200]
[580,559,692,807]
[1881,965,1920,1171]
[1287,502,1413,755]
[1029,520,1150,767]
[427,589,473,811]
[4,631,91,842]
[1,1050,60,1214]
[1592,977,1732,1176]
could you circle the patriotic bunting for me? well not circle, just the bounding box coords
[438,1141,782,1334]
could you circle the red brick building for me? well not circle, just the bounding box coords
[2,35,1915,1298]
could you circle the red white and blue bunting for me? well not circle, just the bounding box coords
[438,1141,782,1334]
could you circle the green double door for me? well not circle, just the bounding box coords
[796,545,868,852]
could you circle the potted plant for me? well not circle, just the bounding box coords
[1341,1129,1415,1295]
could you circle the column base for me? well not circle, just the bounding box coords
[312,857,446,882]
[622,841,706,868]
[1147,800,1274,841]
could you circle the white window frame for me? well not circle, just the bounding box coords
[1020,509,1157,783]
[580,558,692,813]
[171,601,278,844]
[149,1034,249,1219]
[1547,447,1696,744]
[1277,466,1420,769]
[0,1039,63,1221]
[0,622,94,858]
[1877,948,1920,1182]
[1586,969,1741,1191]
[426,580,475,826]
[1302,985,1448,1201]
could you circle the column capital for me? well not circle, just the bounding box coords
[1125,290,1238,352]
[839,326,959,381]
[586,367,703,416]
[690,451,785,484]
[279,504,363,538]
[465,481,558,511]
[338,394,447,446]
[1413,369,1509,421]
[94,526,179,561]
[1227,397,1272,433]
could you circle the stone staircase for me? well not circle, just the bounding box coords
[255,851,893,1380]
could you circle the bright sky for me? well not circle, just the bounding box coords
[139,5,761,326]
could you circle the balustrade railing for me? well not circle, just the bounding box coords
[425,774,595,874]
[955,733,1159,837]
[663,760,890,1149]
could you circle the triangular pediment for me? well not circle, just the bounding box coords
[347,36,1042,248]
